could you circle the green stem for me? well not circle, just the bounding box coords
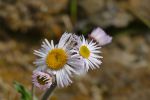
[70,0,77,23]
[31,84,35,100]
[41,82,57,100]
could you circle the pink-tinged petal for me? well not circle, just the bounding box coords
[89,27,112,46]
[32,71,53,90]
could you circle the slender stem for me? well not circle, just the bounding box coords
[31,84,35,100]
[70,0,77,23]
[41,82,57,100]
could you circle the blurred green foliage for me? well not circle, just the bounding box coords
[14,82,37,100]
[70,0,77,23]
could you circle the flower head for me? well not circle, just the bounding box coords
[72,35,102,71]
[34,32,84,87]
[89,27,112,46]
[32,71,53,90]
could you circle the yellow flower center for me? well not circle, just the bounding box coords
[37,76,49,85]
[79,45,90,58]
[46,48,68,70]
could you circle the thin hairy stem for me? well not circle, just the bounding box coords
[31,84,35,100]
[41,82,57,100]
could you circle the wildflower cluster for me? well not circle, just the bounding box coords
[32,27,112,90]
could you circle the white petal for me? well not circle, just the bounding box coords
[34,50,46,57]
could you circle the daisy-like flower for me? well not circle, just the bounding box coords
[72,35,103,72]
[32,71,53,90]
[89,27,112,46]
[34,32,84,87]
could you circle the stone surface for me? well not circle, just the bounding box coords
[129,0,150,27]
[78,0,133,27]
[0,0,68,39]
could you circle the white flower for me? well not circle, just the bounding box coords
[72,35,103,72]
[34,32,84,87]
[89,27,112,46]
[32,71,53,90]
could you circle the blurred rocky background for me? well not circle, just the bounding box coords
[0,0,150,100]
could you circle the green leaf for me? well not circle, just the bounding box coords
[14,81,32,100]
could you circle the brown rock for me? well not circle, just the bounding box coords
[0,0,68,34]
